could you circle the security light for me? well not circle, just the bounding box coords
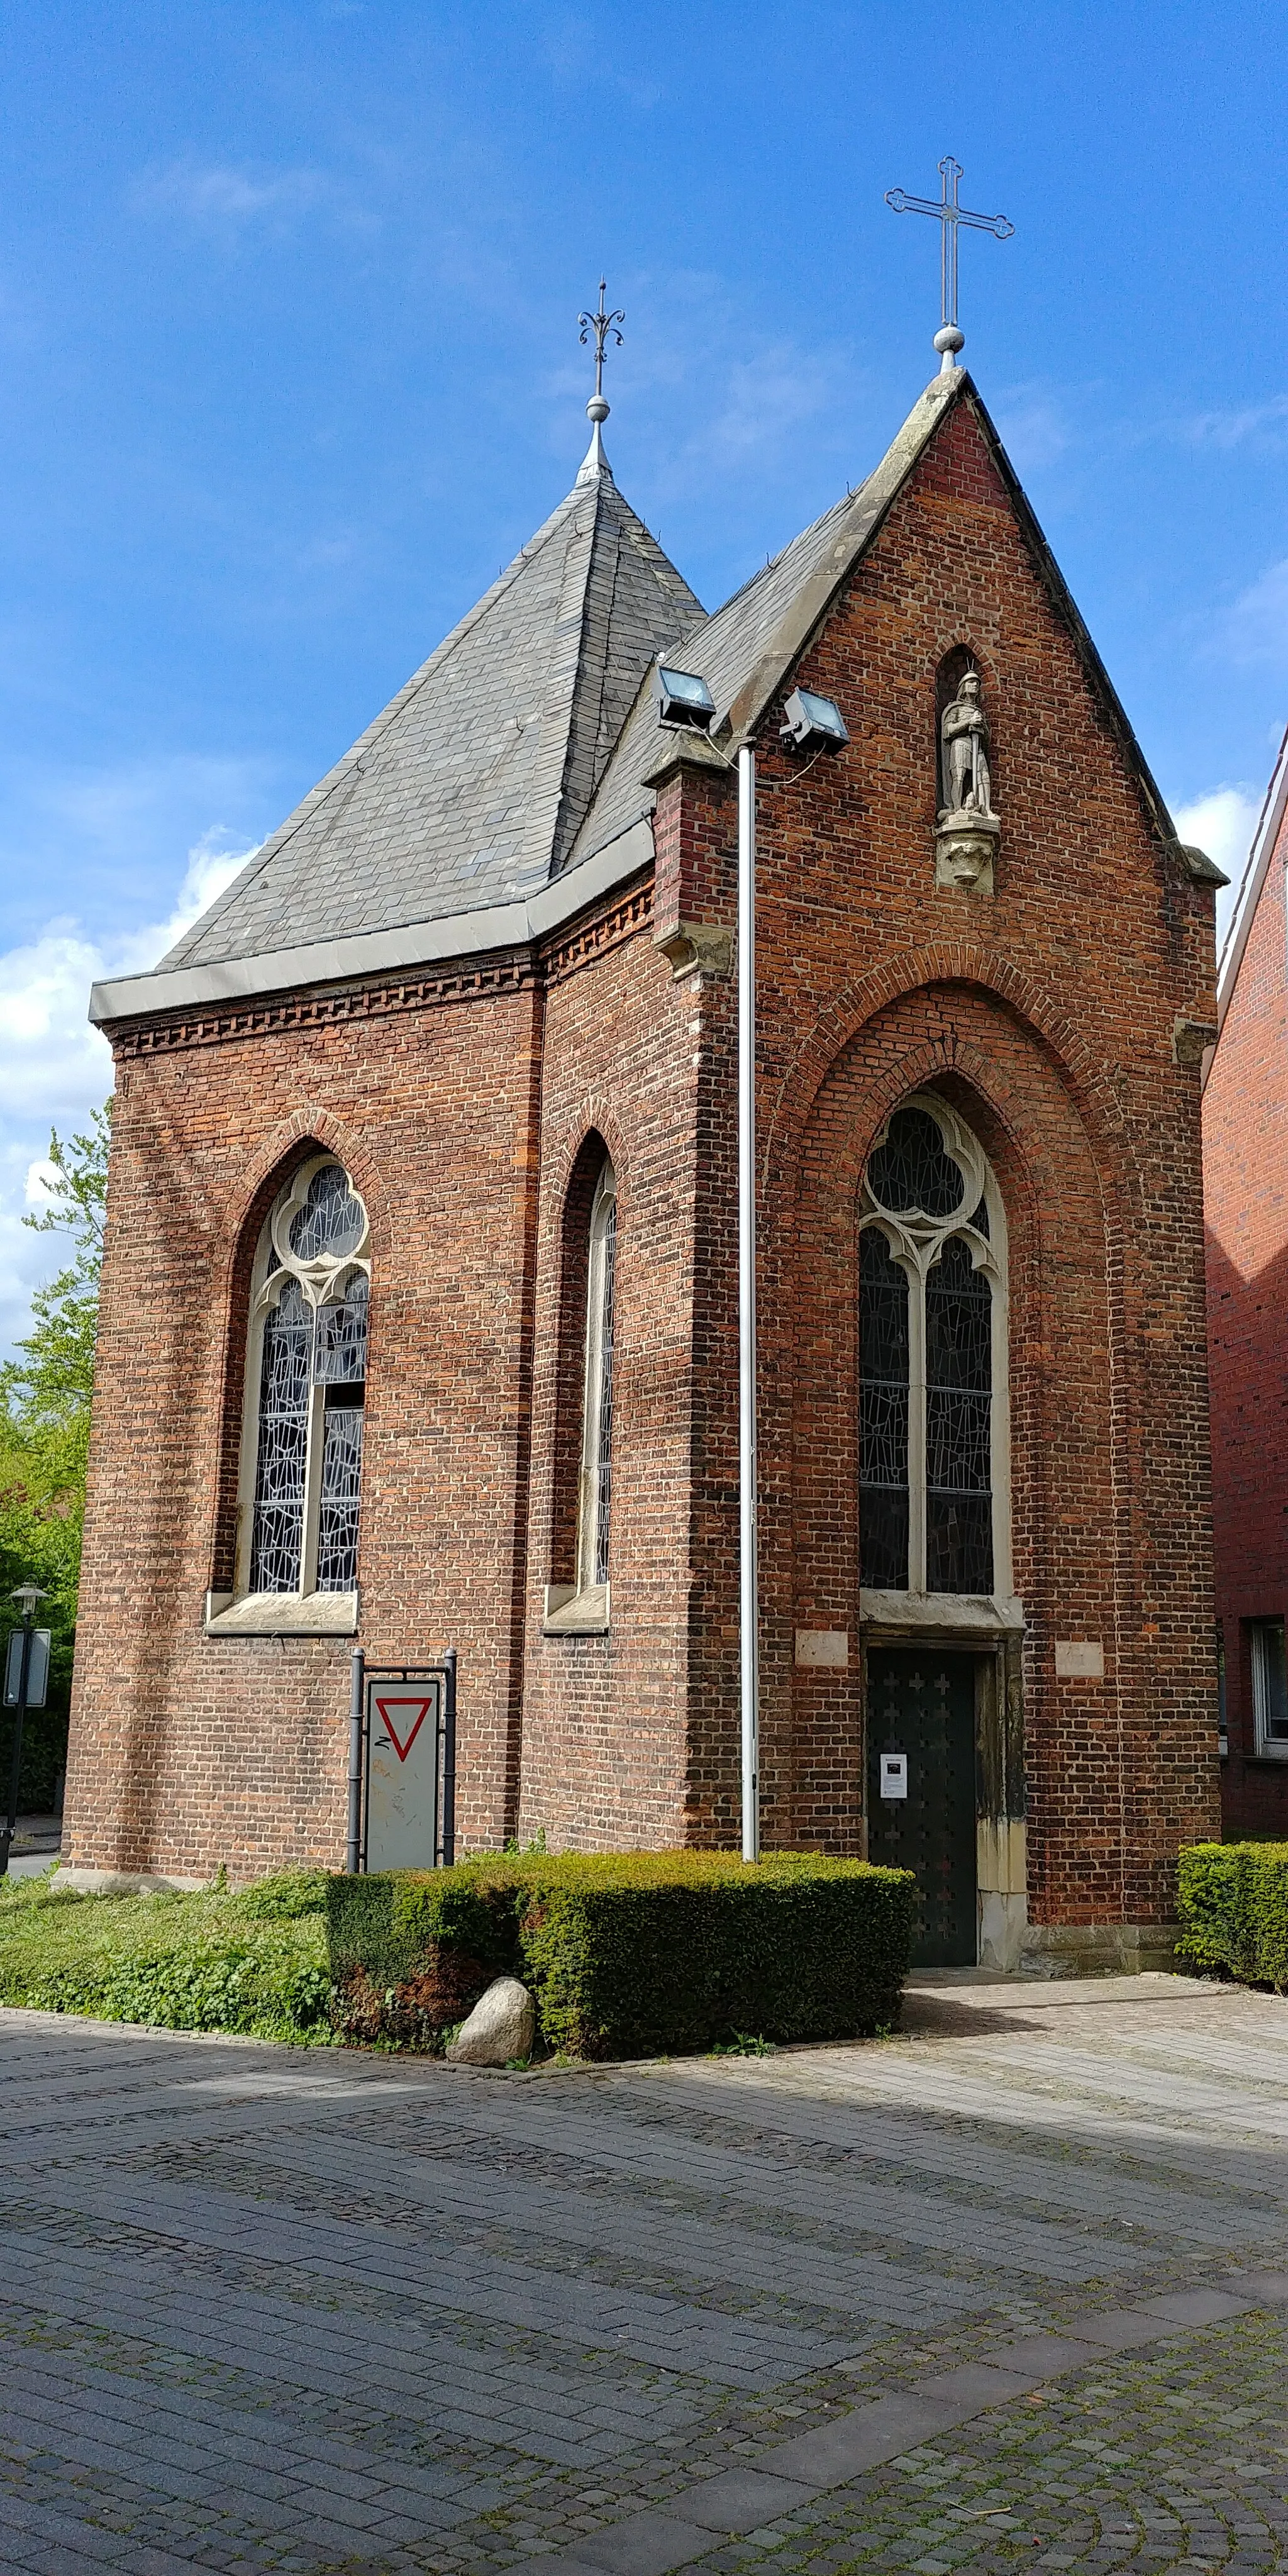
[656,665,716,730]
[780,688,849,752]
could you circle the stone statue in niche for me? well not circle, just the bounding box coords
[936,665,999,894]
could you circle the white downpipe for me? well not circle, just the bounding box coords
[738,745,760,1863]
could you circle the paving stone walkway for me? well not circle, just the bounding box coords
[4,1971,1288,2573]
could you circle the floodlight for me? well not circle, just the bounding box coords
[780,688,849,752]
[656,665,716,731]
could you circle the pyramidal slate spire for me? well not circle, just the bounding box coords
[157,339,700,979]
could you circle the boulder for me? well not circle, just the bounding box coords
[446,1975,536,2067]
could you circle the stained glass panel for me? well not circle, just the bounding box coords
[594,1194,616,1586]
[250,1280,311,1592]
[315,1275,369,1385]
[860,1227,910,1590]
[866,1106,965,1219]
[288,1163,365,1261]
[926,1238,991,1390]
[317,1402,364,1592]
[926,1238,992,1593]
[248,1162,370,1599]
[927,1495,993,1595]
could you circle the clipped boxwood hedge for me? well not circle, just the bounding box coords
[325,1850,916,2057]
[1177,1841,1288,1991]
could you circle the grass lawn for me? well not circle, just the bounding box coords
[0,1867,333,2041]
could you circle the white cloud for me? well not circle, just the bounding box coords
[1184,396,1288,450]
[991,384,1070,473]
[1171,784,1261,954]
[136,161,325,228]
[704,342,836,467]
[1222,558,1288,669]
[0,830,258,1357]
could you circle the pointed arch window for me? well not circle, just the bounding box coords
[234,1157,371,1606]
[860,1096,1010,1599]
[577,1156,617,1596]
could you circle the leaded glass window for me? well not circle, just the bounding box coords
[239,1158,372,1600]
[859,1229,909,1590]
[860,1095,1009,1599]
[577,1157,617,1596]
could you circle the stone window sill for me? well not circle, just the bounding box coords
[204,1590,358,1638]
[542,1582,610,1636]
[860,1589,1025,1637]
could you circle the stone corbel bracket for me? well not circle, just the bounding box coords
[936,808,1000,895]
[1172,1014,1218,1068]
[654,921,733,979]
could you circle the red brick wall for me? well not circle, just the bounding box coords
[518,901,701,1849]
[67,972,546,1878]
[675,390,1221,1912]
[1203,803,1288,1834]
[67,385,1222,1916]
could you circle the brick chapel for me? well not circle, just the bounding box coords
[67,335,1225,1968]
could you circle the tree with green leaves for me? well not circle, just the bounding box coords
[1,1104,111,1802]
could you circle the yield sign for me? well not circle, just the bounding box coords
[374,1694,435,1763]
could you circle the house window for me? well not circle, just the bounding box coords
[859,1094,1010,1598]
[237,1158,371,1601]
[1250,1618,1288,1755]
[577,1157,617,1594]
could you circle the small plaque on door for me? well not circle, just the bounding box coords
[879,1752,909,1801]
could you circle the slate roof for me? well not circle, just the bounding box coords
[159,447,702,974]
[95,368,1219,1025]
[565,376,963,869]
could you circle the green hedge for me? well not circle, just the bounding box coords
[1177,1841,1288,1991]
[325,1850,916,2057]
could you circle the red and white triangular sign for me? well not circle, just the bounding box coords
[374,1695,435,1763]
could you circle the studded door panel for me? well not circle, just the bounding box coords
[866,1647,978,1967]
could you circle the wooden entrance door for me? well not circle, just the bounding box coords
[866,1648,977,1967]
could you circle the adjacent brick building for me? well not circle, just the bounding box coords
[67,357,1225,1966]
[1202,726,1288,1833]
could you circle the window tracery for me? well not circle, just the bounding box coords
[860,1094,1009,1598]
[237,1157,371,1601]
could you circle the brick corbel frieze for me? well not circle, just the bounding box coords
[106,879,656,1062]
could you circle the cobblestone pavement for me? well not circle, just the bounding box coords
[4,1972,1288,2573]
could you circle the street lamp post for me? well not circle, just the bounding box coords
[1,1584,48,1879]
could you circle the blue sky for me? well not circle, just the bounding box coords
[3,0,1288,1351]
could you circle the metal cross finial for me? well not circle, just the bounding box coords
[886,158,1014,372]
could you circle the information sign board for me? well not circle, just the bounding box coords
[4,1628,50,1711]
[879,1750,909,1801]
[365,1674,443,1871]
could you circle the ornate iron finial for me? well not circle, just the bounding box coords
[579,277,625,415]
[577,283,626,484]
[885,158,1013,372]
